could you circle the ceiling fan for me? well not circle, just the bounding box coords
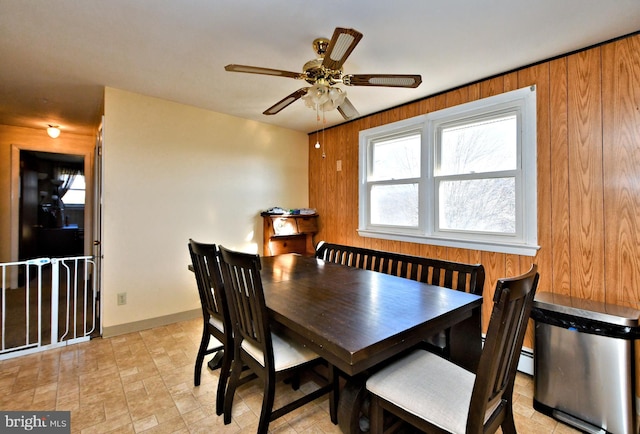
[225,27,422,120]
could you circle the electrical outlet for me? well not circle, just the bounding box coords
[117,292,127,305]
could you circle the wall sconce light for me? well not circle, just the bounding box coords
[47,125,61,139]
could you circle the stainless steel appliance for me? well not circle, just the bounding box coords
[532,292,640,434]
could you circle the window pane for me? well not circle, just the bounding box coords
[439,178,515,233]
[371,184,419,227]
[371,134,420,180]
[60,175,85,205]
[439,114,517,175]
[69,175,85,189]
[62,190,85,205]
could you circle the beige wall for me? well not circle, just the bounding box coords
[101,88,308,334]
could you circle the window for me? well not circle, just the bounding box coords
[359,86,538,256]
[60,175,86,205]
[369,129,421,228]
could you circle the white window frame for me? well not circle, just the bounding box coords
[358,86,538,256]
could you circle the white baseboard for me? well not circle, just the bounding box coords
[102,309,200,338]
[517,346,534,375]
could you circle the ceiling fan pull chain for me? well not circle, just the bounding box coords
[315,103,321,151]
[322,111,326,159]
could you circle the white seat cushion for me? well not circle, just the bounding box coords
[206,317,224,349]
[209,316,224,333]
[366,350,474,434]
[242,330,320,371]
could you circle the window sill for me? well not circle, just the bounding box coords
[357,229,540,257]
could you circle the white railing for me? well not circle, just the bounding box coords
[0,256,97,360]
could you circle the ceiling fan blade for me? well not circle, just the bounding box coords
[225,64,303,79]
[322,27,363,71]
[263,88,308,115]
[337,97,360,120]
[344,74,422,88]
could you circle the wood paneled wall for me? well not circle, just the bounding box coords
[309,33,640,349]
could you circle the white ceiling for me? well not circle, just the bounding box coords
[1,1,639,137]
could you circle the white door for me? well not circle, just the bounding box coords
[93,120,104,336]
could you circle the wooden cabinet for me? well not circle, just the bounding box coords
[261,213,318,256]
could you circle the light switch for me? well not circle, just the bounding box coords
[336,160,342,171]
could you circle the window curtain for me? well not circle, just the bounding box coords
[54,166,81,200]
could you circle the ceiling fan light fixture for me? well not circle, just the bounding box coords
[304,83,330,106]
[47,125,60,138]
[302,83,346,112]
[327,86,346,108]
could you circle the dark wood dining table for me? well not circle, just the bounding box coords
[259,253,483,433]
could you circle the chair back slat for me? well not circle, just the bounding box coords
[340,250,350,266]
[456,271,469,293]
[444,269,455,288]
[367,254,378,271]
[219,247,274,368]
[368,255,377,271]
[467,264,539,432]
[397,260,408,279]
[415,263,427,283]
[390,258,398,276]
[188,240,228,330]
[379,256,388,273]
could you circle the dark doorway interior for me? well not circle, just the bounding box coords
[19,151,85,260]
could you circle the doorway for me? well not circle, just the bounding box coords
[9,141,95,265]
[19,150,85,260]
[3,138,100,356]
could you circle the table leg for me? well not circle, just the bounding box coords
[338,375,370,434]
[449,305,482,373]
[207,350,224,370]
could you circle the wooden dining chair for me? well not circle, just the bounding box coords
[218,246,337,434]
[366,264,539,434]
[188,239,232,416]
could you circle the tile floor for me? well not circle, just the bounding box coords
[0,318,580,433]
